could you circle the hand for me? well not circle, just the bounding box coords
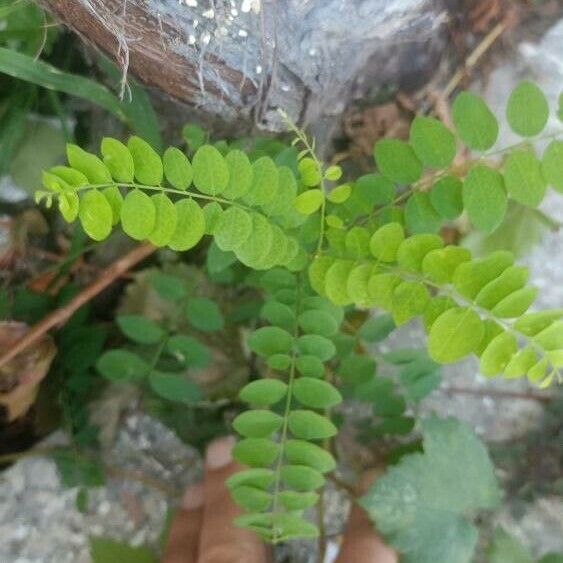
[163,436,397,563]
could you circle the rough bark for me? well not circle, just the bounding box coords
[39,0,449,131]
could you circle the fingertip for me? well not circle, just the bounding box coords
[205,435,236,470]
[181,482,204,511]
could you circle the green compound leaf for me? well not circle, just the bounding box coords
[463,165,507,233]
[281,465,324,491]
[166,335,210,369]
[233,438,280,467]
[452,91,498,151]
[79,189,113,241]
[370,222,405,262]
[295,189,324,215]
[430,175,463,220]
[239,379,288,406]
[244,156,279,207]
[541,140,563,193]
[249,326,293,357]
[117,314,165,344]
[409,115,456,168]
[361,416,501,563]
[67,144,112,184]
[295,355,325,378]
[148,193,177,246]
[233,410,284,438]
[185,297,224,332]
[506,80,549,137]
[288,410,337,440]
[503,150,546,207]
[192,144,229,195]
[297,334,336,361]
[231,485,272,512]
[292,377,342,408]
[163,146,192,190]
[285,439,336,473]
[405,192,442,234]
[223,150,253,200]
[428,307,484,363]
[226,468,276,490]
[101,137,134,183]
[168,198,205,251]
[121,189,156,240]
[374,139,423,184]
[127,136,163,185]
[148,371,201,403]
[214,207,252,251]
[279,491,319,511]
[297,310,338,337]
[96,349,148,381]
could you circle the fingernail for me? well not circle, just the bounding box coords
[181,483,204,510]
[206,435,236,470]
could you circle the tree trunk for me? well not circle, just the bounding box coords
[39,0,448,131]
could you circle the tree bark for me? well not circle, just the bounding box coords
[39,0,448,131]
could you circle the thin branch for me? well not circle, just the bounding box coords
[442,386,555,403]
[0,242,156,370]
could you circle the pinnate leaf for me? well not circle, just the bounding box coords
[128,136,163,185]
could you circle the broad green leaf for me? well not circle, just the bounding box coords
[279,491,319,510]
[233,438,280,467]
[128,136,163,185]
[503,150,546,207]
[101,137,134,183]
[79,189,113,241]
[244,156,279,207]
[293,377,342,408]
[286,439,336,473]
[288,410,337,440]
[148,193,177,246]
[409,115,456,168]
[166,335,210,369]
[297,334,336,361]
[231,485,272,511]
[102,186,123,226]
[117,314,164,344]
[233,410,284,438]
[239,379,288,405]
[295,189,324,215]
[370,222,405,262]
[488,527,534,563]
[168,198,205,251]
[391,281,430,325]
[192,144,229,195]
[226,468,275,490]
[506,80,549,137]
[185,297,224,332]
[541,140,563,193]
[397,234,443,272]
[463,165,507,233]
[298,310,338,337]
[249,326,293,357]
[121,189,156,240]
[430,175,463,219]
[214,207,252,251]
[67,144,112,184]
[405,192,442,234]
[281,464,324,491]
[428,307,484,362]
[422,246,471,284]
[149,371,201,403]
[90,536,156,563]
[163,146,192,190]
[298,157,322,186]
[223,150,253,200]
[361,417,501,563]
[150,272,186,301]
[295,355,325,378]
[374,139,422,184]
[480,332,517,376]
[337,354,376,385]
[452,91,498,150]
[96,349,148,381]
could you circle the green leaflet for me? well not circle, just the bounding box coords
[281,465,324,491]
[244,156,279,207]
[128,136,163,185]
[463,165,507,233]
[298,157,322,187]
[249,326,293,357]
[148,193,177,246]
[223,150,253,200]
[233,438,280,467]
[233,410,284,438]
[67,144,112,184]
[288,410,337,440]
[370,222,405,262]
[168,198,205,251]
[163,146,192,190]
[102,186,124,226]
[452,91,498,151]
[292,377,342,408]
[285,440,336,473]
[374,139,423,184]
[121,189,156,240]
[214,207,252,251]
[117,314,164,344]
[503,150,546,207]
[192,144,229,195]
[149,371,201,403]
[480,331,518,376]
[79,189,113,241]
[185,297,224,331]
[96,349,148,381]
[430,175,463,220]
[295,189,324,215]
[405,192,442,234]
[541,140,563,193]
[506,80,549,137]
[409,115,456,168]
[101,137,134,183]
